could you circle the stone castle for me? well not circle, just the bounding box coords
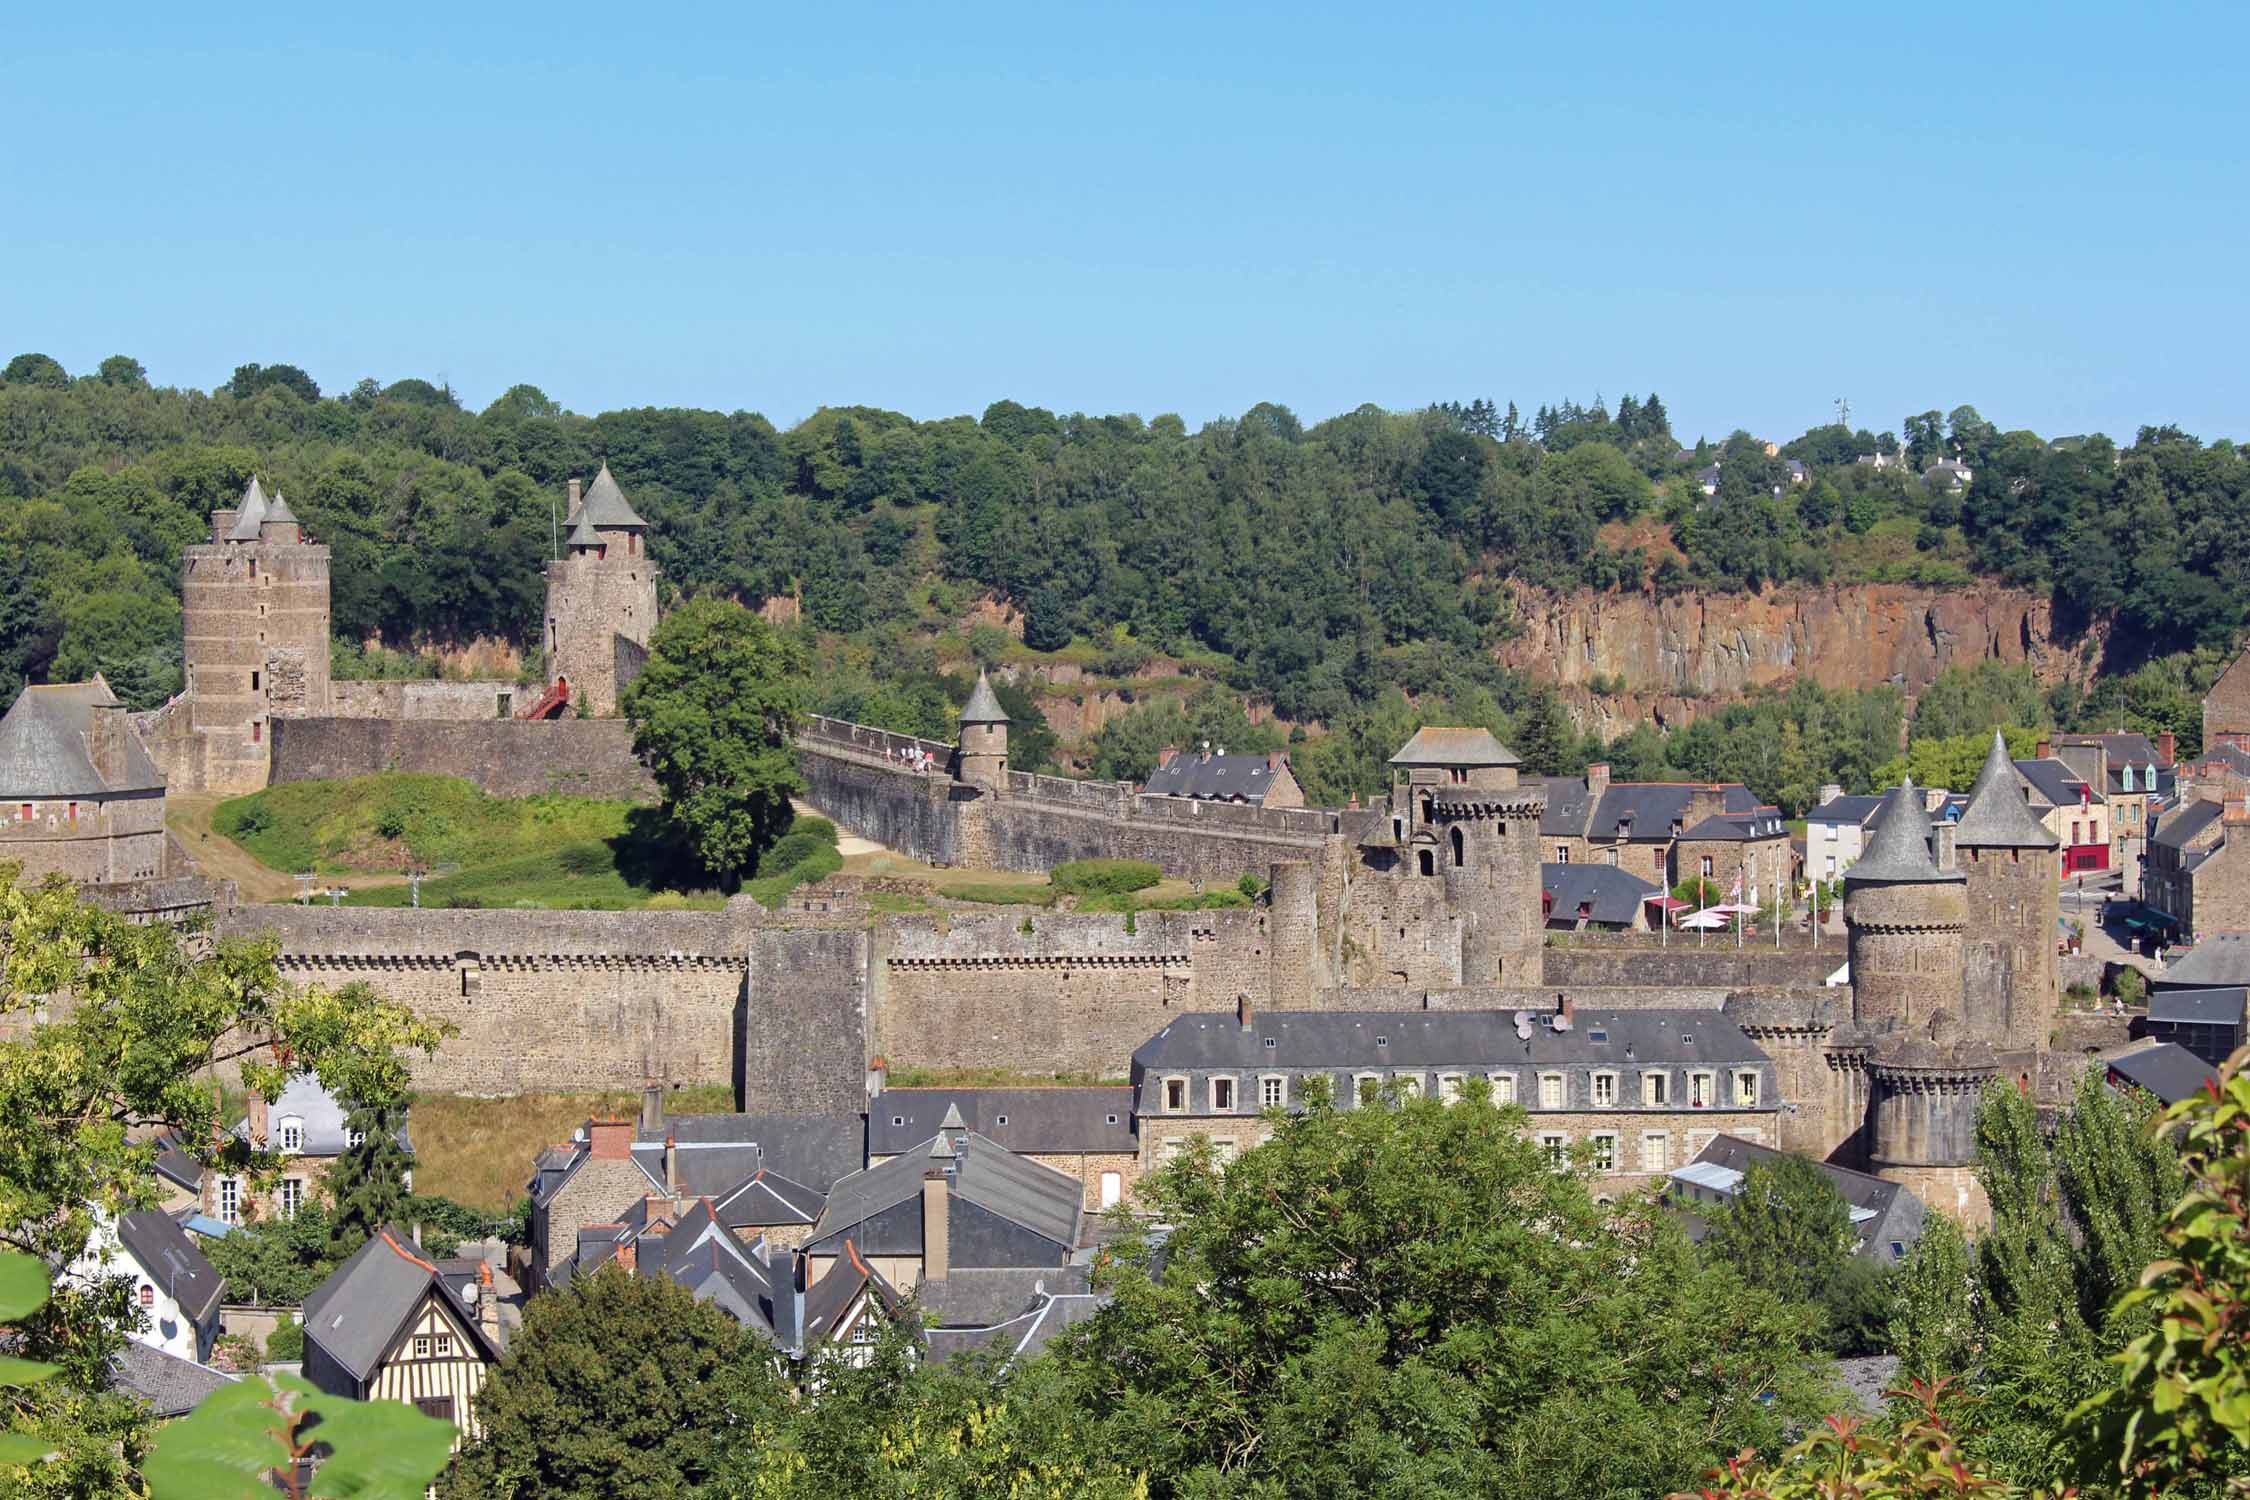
[76,473,2098,1221]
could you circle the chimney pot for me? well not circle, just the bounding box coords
[640,1082,664,1134]
[1557,991,1574,1025]
[567,477,582,512]
[1157,747,1178,769]
[587,1118,633,1161]
[665,1133,679,1194]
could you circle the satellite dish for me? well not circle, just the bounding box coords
[1551,1011,1573,1032]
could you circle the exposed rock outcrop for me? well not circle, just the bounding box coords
[1500,583,2098,734]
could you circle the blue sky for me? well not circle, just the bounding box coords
[6,3,2245,444]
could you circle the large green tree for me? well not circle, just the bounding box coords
[444,1264,776,1500]
[1702,1153,1854,1308]
[1052,1082,1832,1498]
[0,874,450,1493]
[622,597,811,883]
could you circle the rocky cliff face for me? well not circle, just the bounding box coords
[1500,583,2096,735]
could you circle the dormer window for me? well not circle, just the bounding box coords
[277,1117,303,1154]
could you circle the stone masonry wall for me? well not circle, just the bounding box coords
[268,719,657,800]
[329,681,524,721]
[1542,945,1844,990]
[219,905,758,1096]
[742,927,871,1116]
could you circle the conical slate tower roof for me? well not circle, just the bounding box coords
[577,464,647,529]
[262,490,298,525]
[566,509,600,549]
[1952,732,2057,849]
[225,476,269,540]
[1847,776,1961,884]
[960,670,1008,724]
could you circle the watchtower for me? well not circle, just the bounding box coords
[956,670,1009,794]
[1950,732,2061,1052]
[542,466,658,717]
[1842,777,1966,1031]
[179,477,331,791]
[1364,727,1545,988]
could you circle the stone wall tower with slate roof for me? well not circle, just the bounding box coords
[1352,727,1545,988]
[176,477,331,791]
[1842,778,1966,1033]
[1952,732,2061,1053]
[542,466,659,718]
[956,671,1009,795]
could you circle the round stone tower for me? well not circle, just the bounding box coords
[955,670,1010,794]
[179,476,331,792]
[542,466,658,717]
[1843,776,1966,1031]
[1950,732,2061,1053]
[1865,1019,1997,1227]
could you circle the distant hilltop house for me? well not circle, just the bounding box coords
[1142,745,1303,808]
[1922,458,1973,492]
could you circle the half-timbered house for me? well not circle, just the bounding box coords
[301,1226,502,1448]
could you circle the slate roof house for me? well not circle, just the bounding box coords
[1143,746,1304,808]
[2144,796,2250,942]
[1540,763,1766,888]
[209,1075,414,1229]
[1666,1133,1927,1264]
[301,1226,503,1447]
[107,1341,237,1419]
[2013,756,2109,873]
[1132,996,1781,1184]
[868,1085,1139,1209]
[806,1111,1088,1294]
[2137,986,2248,1067]
[2100,1040,2221,1106]
[72,1208,226,1363]
[0,675,172,886]
[528,1090,863,1291]
[1540,861,1663,931]
[2051,731,2175,857]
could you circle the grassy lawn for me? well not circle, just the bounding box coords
[410,1085,733,1211]
[212,773,840,911]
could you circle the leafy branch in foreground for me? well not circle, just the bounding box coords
[143,1370,456,1500]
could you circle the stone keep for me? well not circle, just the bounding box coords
[1357,728,1546,989]
[543,466,658,718]
[180,479,331,792]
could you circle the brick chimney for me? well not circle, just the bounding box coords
[247,1093,269,1148]
[566,477,582,515]
[1586,763,1611,801]
[1818,783,1842,807]
[616,1240,635,1272]
[2157,731,2177,768]
[1555,991,1574,1029]
[1236,992,1254,1030]
[477,1261,502,1343]
[664,1133,679,1194]
[1685,784,1725,826]
[588,1118,632,1161]
[2036,738,2052,761]
[921,1170,950,1283]
[1267,750,1288,770]
[2225,793,2248,826]
[1156,747,1179,770]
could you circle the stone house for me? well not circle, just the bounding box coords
[804,1116,1087,1294]
[1539,862,1662,931]
[1144,746,1304,809]
[301,1226,502,1448]
[527,1092,863,1292]
[2136,987,2247,1068]
[1539,763,1764,889]
[867,1085,1139,1210]
[1129,996,1780,1190]
[1665,1132,1927,1264]
[205,1076,413,1229]
[2143,796,2250,941]
[1675,806,1793,902]
[0,676,170,886]
[2202,642,2250,755]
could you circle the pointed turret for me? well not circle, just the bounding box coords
[566,510,600,551]
[577,464,647,530]
[225,476,270,540]
[1848,776,1962,884]
[1952,732,2057,849]
[262,490,298,525]
[960,670,1008,725]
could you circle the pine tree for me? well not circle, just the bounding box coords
[1500,401,1523,443]
[1643,391,1670,440]
[1616,394,1642,441]
[326,1102,414,1260]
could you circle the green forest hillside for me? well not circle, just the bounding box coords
[2,353,2242,810]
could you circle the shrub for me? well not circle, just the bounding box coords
[374,806,409,840]
[1051,858,1161,898]
[556,841,614,877]
[264,1316,304,1362]
[1237,872,1266,899]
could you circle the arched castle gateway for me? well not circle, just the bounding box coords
[129,473,2085,1214]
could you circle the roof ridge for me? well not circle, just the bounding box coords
[379,1229,437,1274]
